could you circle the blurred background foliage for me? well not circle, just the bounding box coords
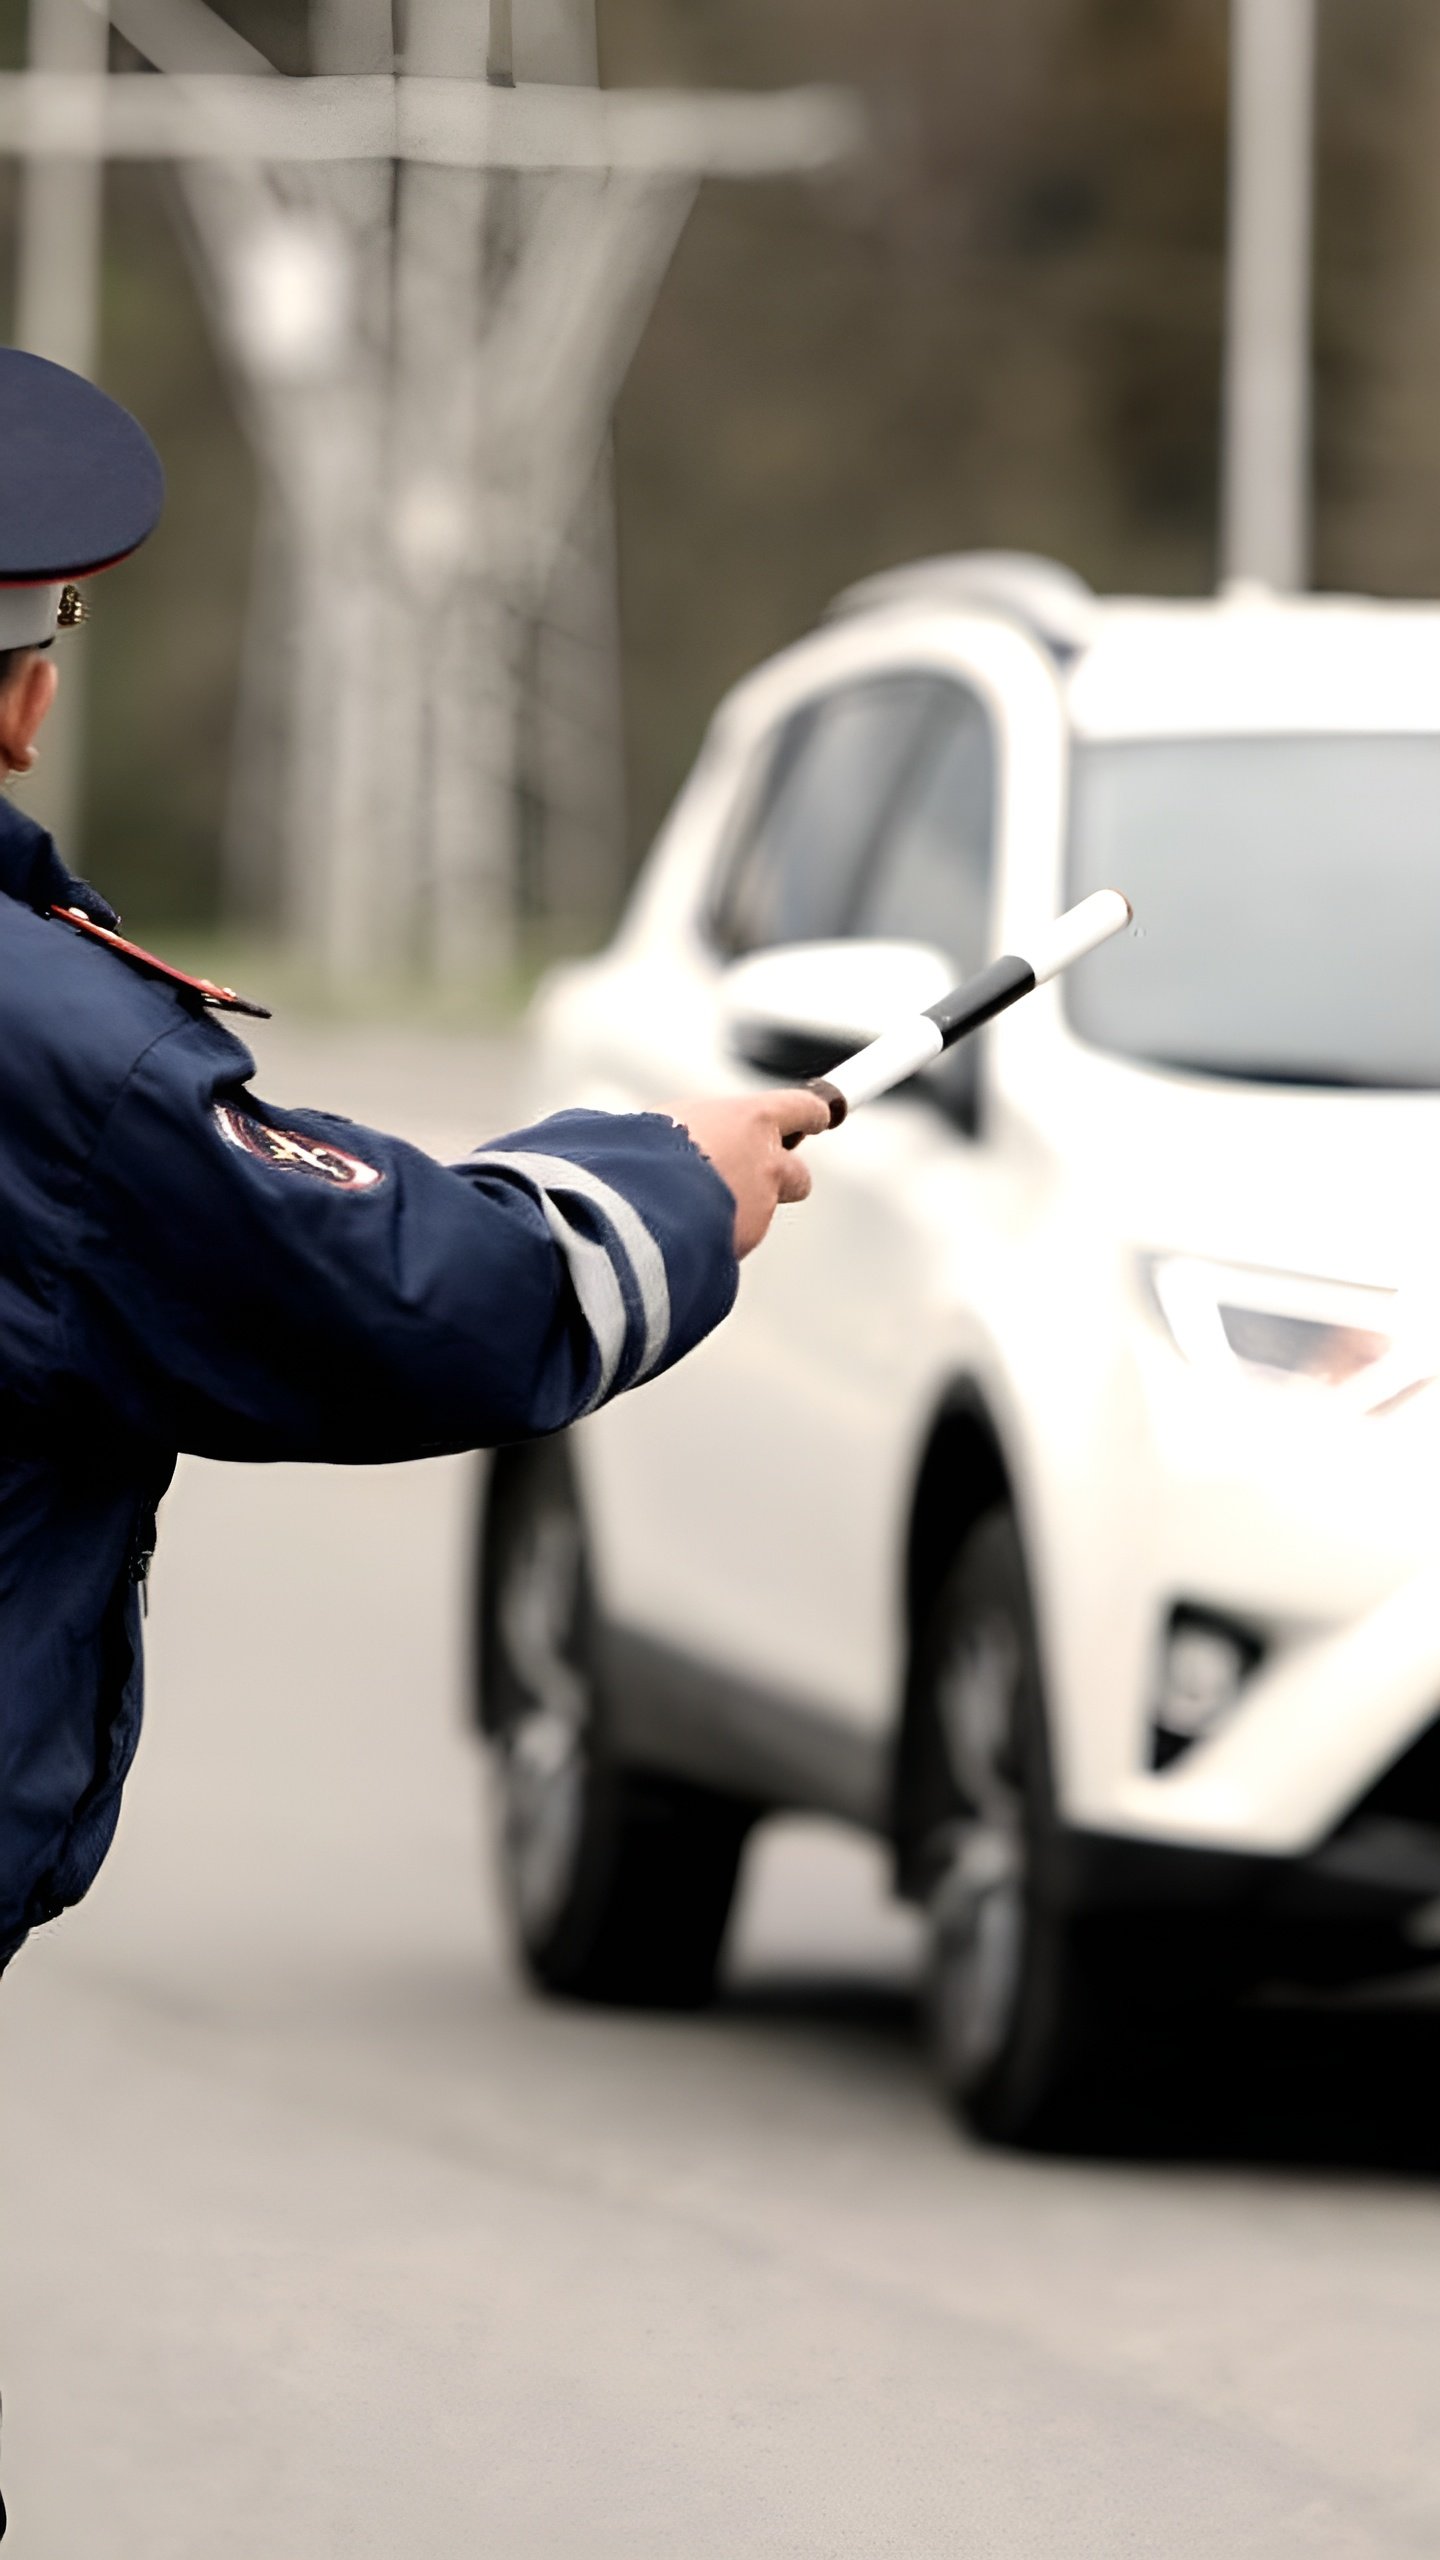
[605,0,1440,860]
[0,0,1438,924]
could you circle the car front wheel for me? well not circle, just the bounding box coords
[915,1507,1135,2146]
[478,1437,752,2008]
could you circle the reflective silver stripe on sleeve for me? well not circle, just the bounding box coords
[532,1192,627,1415]
[467,1148,672,1389]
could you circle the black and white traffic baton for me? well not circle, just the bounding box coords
[786,888,1133,1141]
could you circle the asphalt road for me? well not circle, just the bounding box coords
[4,1024,1440,2557]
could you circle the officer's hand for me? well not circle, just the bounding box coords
[670,1090,831,1259]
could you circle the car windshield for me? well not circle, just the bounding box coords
[1066,734,1440,1088]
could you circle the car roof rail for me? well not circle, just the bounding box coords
[825,550,1097,660]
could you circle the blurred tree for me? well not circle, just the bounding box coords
[602,0,1233,863]
[0,0,307,925]
[603,0,1440,872]
[0,0,255,924]
[87,166,255,925]
[1312,0,1440,599]
[0,0,1437,928]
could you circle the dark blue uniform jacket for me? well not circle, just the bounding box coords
[0,801,738,1969]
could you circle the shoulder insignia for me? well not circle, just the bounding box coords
[213,1102,385,1192]
[48,905,272,1018]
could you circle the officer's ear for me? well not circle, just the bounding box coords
[0,647,59,777]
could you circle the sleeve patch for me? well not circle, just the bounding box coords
[213,1103,386,1192]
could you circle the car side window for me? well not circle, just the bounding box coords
[850,683,997,978]
[711,676,943,957]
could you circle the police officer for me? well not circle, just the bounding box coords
[0,348,826,1998]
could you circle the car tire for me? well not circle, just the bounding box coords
[479,1437,751,2008]
[913,1506,1142,2148]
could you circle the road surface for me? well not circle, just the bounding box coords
[3,1022,1440,2558]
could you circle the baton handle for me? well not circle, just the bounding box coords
[784,889,1131,1143]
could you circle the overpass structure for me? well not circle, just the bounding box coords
[7,0,861,980]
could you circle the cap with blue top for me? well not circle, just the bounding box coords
[0,345,164,651]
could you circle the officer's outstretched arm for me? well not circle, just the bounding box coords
[65,1017,744,1463]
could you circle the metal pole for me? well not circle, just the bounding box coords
[1219,0,1317,592]
[487,0,514,87]
[14,0,109,859]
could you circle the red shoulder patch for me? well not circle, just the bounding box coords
[48,905,271,1018]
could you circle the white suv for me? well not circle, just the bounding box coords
[475,553,1440,2146]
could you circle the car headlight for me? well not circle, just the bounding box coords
[1142,1255,1433,1415]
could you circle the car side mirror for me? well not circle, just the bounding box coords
[720,939,956,1085]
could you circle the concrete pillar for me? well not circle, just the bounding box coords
[513,0,629,955]
[1220,0,1317,591]
[13,0,109,861]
